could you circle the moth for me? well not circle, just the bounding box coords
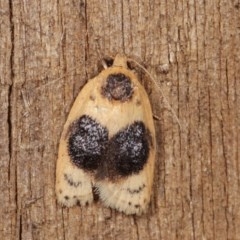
[56,54,156,215]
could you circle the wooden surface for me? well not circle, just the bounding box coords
[0,0,240,239]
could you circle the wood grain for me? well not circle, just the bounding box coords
[0,0,239,239]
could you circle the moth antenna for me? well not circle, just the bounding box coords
[127,57,182,130]
[93,38,107,70]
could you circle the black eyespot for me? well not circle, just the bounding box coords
[68,115,108,171]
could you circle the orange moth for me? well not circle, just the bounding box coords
[56,54,156,215]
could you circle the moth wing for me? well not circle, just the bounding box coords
[56,153,93,207]
[55,77,101,207]
[96,151,155,215]
[95,79,156,215]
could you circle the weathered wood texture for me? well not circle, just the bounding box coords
[0,0,239,239]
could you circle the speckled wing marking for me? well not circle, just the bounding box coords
[55,54,156,215]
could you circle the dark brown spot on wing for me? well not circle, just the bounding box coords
[101,73,133,101]
[89,95,95,101]
[64,173,82,188]
[136,99,141,106]
[96,121,153,180]
[127,184,146,194]
[105,122,150,177]
[64,196,69,200]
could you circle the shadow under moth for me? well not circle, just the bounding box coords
[56,54,156,215]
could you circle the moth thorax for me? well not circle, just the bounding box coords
[102,73,133,101]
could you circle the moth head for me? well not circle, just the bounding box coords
[100,54,135,102]
[112,53,128,68]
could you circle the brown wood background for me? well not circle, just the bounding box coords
[1,0,240,239]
